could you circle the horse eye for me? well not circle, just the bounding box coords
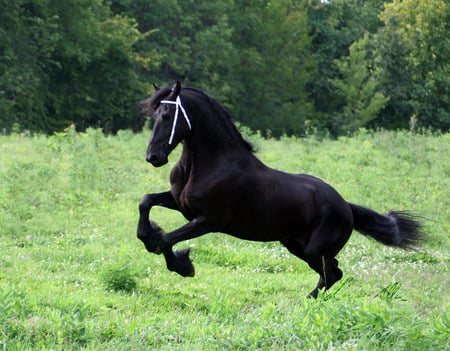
[161,113,171,122]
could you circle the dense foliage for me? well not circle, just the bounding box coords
[1,0,449,135]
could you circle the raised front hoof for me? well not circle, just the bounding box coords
[142,241,162,255]
[138,220,164,254]
[167,249,195,277]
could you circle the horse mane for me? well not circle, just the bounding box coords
[183,87,254,152]
[140,85,254,152]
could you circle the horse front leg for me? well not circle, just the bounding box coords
[157,216,212,277]
[137,191,178,254]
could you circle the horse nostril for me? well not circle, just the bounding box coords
[147,154,158,164]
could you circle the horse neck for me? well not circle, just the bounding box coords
[182,107,254,165]
[180,140,261,180]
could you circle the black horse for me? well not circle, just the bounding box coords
[138,82,423,298]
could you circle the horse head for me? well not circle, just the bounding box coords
[144,81,192,167]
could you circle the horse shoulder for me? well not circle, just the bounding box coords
[169,159,191,199]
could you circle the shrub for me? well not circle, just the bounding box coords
[100,264,137,293]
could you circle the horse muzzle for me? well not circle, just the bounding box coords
[146,152,168,167]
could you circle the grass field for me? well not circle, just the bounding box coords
[0,128,449,350]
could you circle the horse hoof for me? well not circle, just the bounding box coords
[138,220,164,254]
[307,288,320,299]
[168,248,195,277]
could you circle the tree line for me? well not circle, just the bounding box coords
[1,0,449,136]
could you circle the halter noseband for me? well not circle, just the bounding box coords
[160,95,192,145]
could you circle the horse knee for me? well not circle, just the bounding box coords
[139,194,152,213]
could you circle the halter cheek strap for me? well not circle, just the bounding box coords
[160,96,192,145]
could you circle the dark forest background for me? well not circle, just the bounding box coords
[1,0,449,137]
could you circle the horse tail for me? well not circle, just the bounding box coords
[349,203,424,249]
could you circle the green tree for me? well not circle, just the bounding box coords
[229,0,315,136]
[113,0,315,137]
[330,34,389,134]
[0,0,151,134]
[0,0,59,132]
[305,0,384,134]
[110,0,237,104]
[47,0,150,133]
[375,0,450,130]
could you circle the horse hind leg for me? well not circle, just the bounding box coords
[306,257,343,298]
[303,214,352,298]
[281,238,341,298]
[282,226,349,298]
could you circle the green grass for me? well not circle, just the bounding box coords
[0,128,449,350]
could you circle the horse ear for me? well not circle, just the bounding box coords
[173,81,182,96]
[153,83,160,91]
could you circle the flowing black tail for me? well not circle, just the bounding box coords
[349,203,424,249]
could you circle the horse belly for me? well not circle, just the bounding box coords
[223,198,316,242]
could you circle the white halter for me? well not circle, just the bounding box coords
[160,95,192,145]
